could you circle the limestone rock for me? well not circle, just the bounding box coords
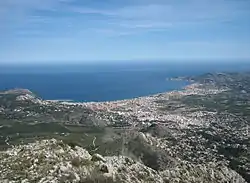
[0,139,246,183]
[92,153,106,162]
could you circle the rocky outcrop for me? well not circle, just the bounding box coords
[0,139,246,183]
[160,163,246,183]
[16,93,44,104]
[0,139,162,183]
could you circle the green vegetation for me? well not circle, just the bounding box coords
[0,122,69,135]
[0,72,250,182]
[0,118,125,157]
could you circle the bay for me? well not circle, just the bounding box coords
[0,61,249,102]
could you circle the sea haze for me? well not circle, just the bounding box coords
[0,61,249,102]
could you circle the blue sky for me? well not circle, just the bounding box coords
[0,0,250,64]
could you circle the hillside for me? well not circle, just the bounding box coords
[0,72,249,182]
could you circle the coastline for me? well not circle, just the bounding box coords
[59,82,225,111]
[51,80,226,128]
[1,72,228,129]
[53,79,194,105]
[46,99,74,102]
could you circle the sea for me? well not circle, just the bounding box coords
[0,61,249,102]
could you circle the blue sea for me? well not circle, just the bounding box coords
[0,61,249,102]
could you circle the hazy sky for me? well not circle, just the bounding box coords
[0,0,250,63]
